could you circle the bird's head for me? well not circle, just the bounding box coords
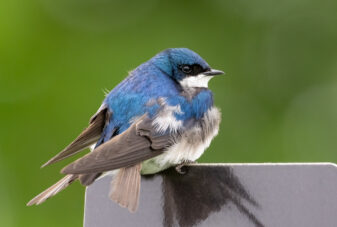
[151,48,224,88]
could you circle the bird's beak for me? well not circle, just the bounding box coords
[204,69,225,76]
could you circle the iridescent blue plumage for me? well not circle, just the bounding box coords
[100,48,214,143]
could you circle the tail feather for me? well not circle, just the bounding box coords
[27,174,77,206]
[109,164,141,212]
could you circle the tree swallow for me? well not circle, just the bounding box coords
[27,48,224,212]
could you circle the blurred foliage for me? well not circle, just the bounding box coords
[0,0,337,226]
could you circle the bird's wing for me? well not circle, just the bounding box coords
[41,105,111,168]
[61,114,176,174]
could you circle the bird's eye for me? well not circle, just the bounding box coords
[181,65,192,74]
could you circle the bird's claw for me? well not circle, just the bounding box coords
[175,160,196,175]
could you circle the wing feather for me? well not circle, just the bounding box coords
[41,106,110,168]
[61,114,174,174]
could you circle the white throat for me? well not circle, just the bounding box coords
[179,74,213,88]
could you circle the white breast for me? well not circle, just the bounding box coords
[141,107,221,174]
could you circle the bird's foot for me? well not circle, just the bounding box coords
[175,160,197,175]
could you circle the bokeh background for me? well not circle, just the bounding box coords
[1,0,337,226]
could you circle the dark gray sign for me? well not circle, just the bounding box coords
[84,163,337,227]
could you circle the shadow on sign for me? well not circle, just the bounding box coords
[158,166,264,227]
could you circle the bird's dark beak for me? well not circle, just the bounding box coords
[204,69,225,76]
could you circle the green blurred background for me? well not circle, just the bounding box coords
[1,0,337,226]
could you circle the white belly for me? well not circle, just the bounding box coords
[141,107,221,175]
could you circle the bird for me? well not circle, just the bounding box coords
[27,48,224,212]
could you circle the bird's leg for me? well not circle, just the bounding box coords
[175,160,197,174]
